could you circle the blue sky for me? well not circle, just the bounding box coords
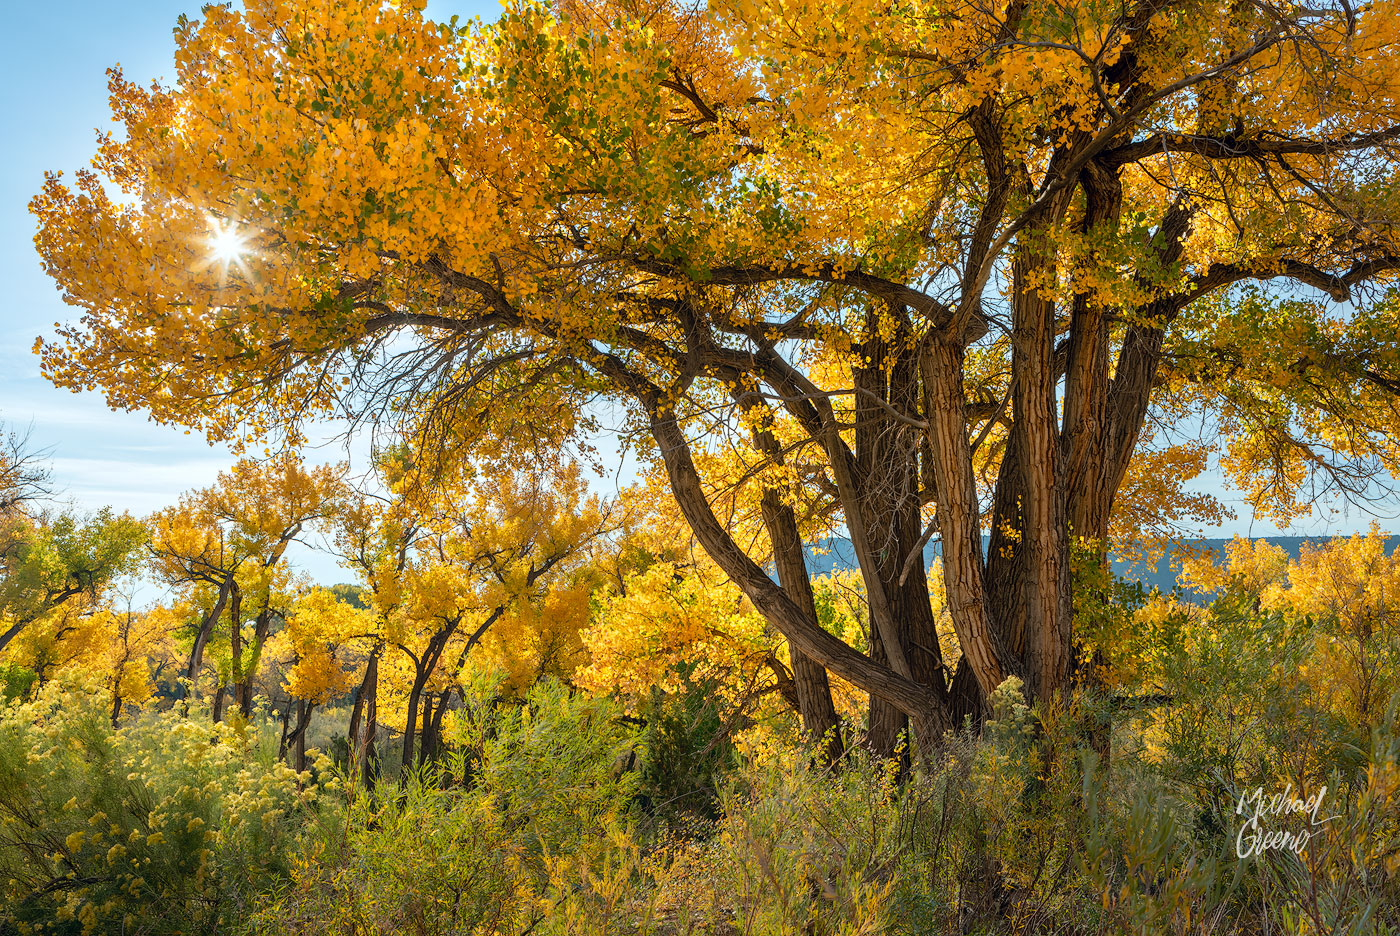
[0,1,1383,590]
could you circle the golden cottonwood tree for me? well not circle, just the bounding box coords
[147,455,343,713]
[5,598,179,724]
[266,586,370,768]
[0,426,146,655]
[32,0,1400,747]
[330,457,609,774]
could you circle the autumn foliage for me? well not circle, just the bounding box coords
[9,0,1400,930]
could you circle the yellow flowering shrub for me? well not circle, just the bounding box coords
[0,678,324,934]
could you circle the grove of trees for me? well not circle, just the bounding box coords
[7,0,1400,931]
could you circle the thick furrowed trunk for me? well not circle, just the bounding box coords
[855,328,949,758]
[1064,163,1123,547]
[1063,297,1111,543]
[1009,256,1072,706]
[921,338,1006,703]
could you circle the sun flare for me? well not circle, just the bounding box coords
[208,220,248,264]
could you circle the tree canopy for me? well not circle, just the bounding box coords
[31,0,1400,747]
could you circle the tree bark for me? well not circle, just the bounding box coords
[236,606,276,718]
[400,621,458,773]
[760,488,843,762]
[185,579,231,684]
[1001,251,1072,706]
[226,581,243,718]
[211,682,228,723]
[853,331,949,758]
[733,388,843,758]
[346,644,381,789]
[284,699,314,772]
[922,337,1006,703]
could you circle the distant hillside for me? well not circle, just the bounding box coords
[803,535,1400,596]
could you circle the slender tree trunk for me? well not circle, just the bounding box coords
[283,699,315,771]
[399,623,458,773]
[429,689,451,766]
[185,579,231,685]
[226,582,243,718]
[237,607,275,718]
[402,671,424,774]
[735,388,843,759]
[212,682,228,723]
[346,645,381,789]
[278,696,293,759]
[418,692,435,767]
[291,700,313,772]
[761,488,842,762]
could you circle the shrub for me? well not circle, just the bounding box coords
[0,677,321,934]
[252,677,648,935]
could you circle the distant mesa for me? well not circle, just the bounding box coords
[802,536,1400,597]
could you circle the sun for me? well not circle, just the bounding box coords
[208,219,248,264]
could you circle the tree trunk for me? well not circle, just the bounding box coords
[922,337,1006,703]
[401,622,457,774]
[226,581,243,717]
[761,488,842,762]
[211,682,228,723]
[845,330,946,761]
[278,696,293,759]
[646,409,950,739]
[185,579,231,684]
[236,606,275,718]
[735,386,844,759]
[346,645,381,789]
[402,672,424,774]
[418,692,436,767]
[0,619,26,654]
[429,689,451,766]
[285,699,314,772]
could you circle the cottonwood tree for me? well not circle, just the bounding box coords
[33,0,1400,748]
[328,490,419,786]
[0,425,145,654]
[328,454,608,777]
[267,586,368,769]
[147,455,343,713]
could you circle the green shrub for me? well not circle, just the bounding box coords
[635,662,739,827]
[0,663,35,703]
[253,677,649,935]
